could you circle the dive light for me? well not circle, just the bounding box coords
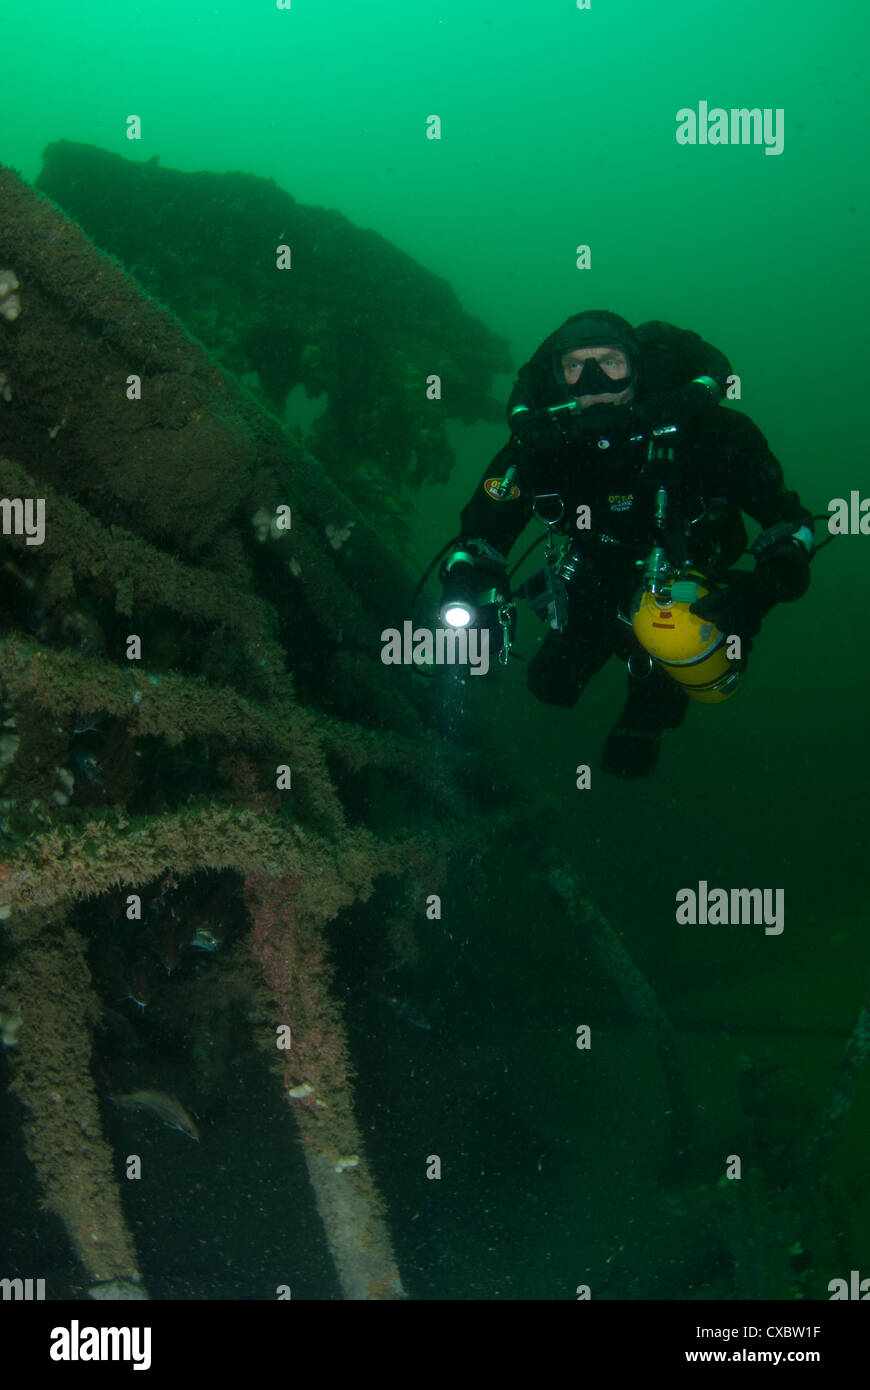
[438,546,508,628]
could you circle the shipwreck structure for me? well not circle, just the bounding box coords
[34,140,512,554]
[0,153,514,1299]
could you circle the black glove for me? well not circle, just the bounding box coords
[561,381,722,444]
[691,542,811,654]
[755,537,812,604]
[508,408,565,454]
[690,570,770,653]
[565,402,635,440]
[626,379,721,436]
[511,402,634,453]
[511,380,721,452]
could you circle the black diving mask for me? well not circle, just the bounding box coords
[556,351,634,399]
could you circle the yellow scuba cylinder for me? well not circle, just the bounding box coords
[631,571,744,703]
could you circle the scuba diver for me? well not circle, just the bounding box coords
[434,310,815,777]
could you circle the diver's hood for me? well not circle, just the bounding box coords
[519,309,642,410]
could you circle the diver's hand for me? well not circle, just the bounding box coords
[690,571,768,652]
[509,409,564,454]
[511,403,633,452]
[627,380,722,437]
[557,403,637,447]
[582,392,706,441]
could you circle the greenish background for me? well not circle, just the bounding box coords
[1,0,867,1300]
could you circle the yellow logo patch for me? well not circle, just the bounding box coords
[484,476,521,501]
[608,493,633,511]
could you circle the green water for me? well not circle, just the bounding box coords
[1,0,868,1309]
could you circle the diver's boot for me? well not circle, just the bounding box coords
[601,667,689,778]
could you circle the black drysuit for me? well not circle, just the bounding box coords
[456,321,813,774]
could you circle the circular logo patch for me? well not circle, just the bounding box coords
[484,476,521,501]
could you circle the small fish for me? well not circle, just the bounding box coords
[186,926,221,953]
[72,752,103,786]
[378,993,432,1032]
[115,1090,200,1141]
[119,958,155,1013]
[72,716,104,736]
[152,946,176,977]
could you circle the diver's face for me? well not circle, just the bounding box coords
[561,345,634,408]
